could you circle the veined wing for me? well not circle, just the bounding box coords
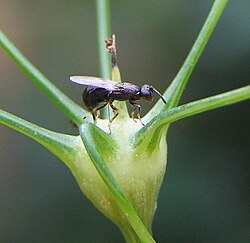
[69,76,118,89]
[115,82,140,93]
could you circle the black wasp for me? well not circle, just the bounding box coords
[69,76,166,125]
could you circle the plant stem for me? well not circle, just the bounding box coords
[0,109,79,168]
[0,30,85,126]
[165,86,250,124]
[96,0,111,79]
[135,85,250,147]
[95,0,112,119]
[145,0,229,120]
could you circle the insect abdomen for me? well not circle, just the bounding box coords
[82,87,109,110]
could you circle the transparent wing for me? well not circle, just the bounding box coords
[69,76,118,90]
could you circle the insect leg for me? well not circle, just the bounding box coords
[106,101,120,134]
[129,100,145,126]
[95,110,101,119]
[109,100,120,123]
[129,101,138,122]
[83,111,97,123]
[84,102,108,124]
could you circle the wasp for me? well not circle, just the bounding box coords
[69,76,166,125]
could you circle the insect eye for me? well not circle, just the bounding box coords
[142,84,150,90]
[141,84,153,101]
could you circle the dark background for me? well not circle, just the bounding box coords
[0,1,249,242]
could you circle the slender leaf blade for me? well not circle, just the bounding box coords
[0,30,85,126]
[144,0,229,121]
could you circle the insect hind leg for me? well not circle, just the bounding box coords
[84,102,108,124]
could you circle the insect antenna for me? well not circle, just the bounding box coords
[152,87,167,104]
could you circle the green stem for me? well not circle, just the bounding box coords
[145,0,228,120]
[96,0,111,79]
[0,30,85,126]
[0,109,80,169]
[165,86,250,124]
[79,123,155,243]
[135,85,250,148]
[95,0,112,119]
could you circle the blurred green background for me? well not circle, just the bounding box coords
[0,1,249,242]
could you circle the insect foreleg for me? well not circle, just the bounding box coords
[129,100,144,126]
